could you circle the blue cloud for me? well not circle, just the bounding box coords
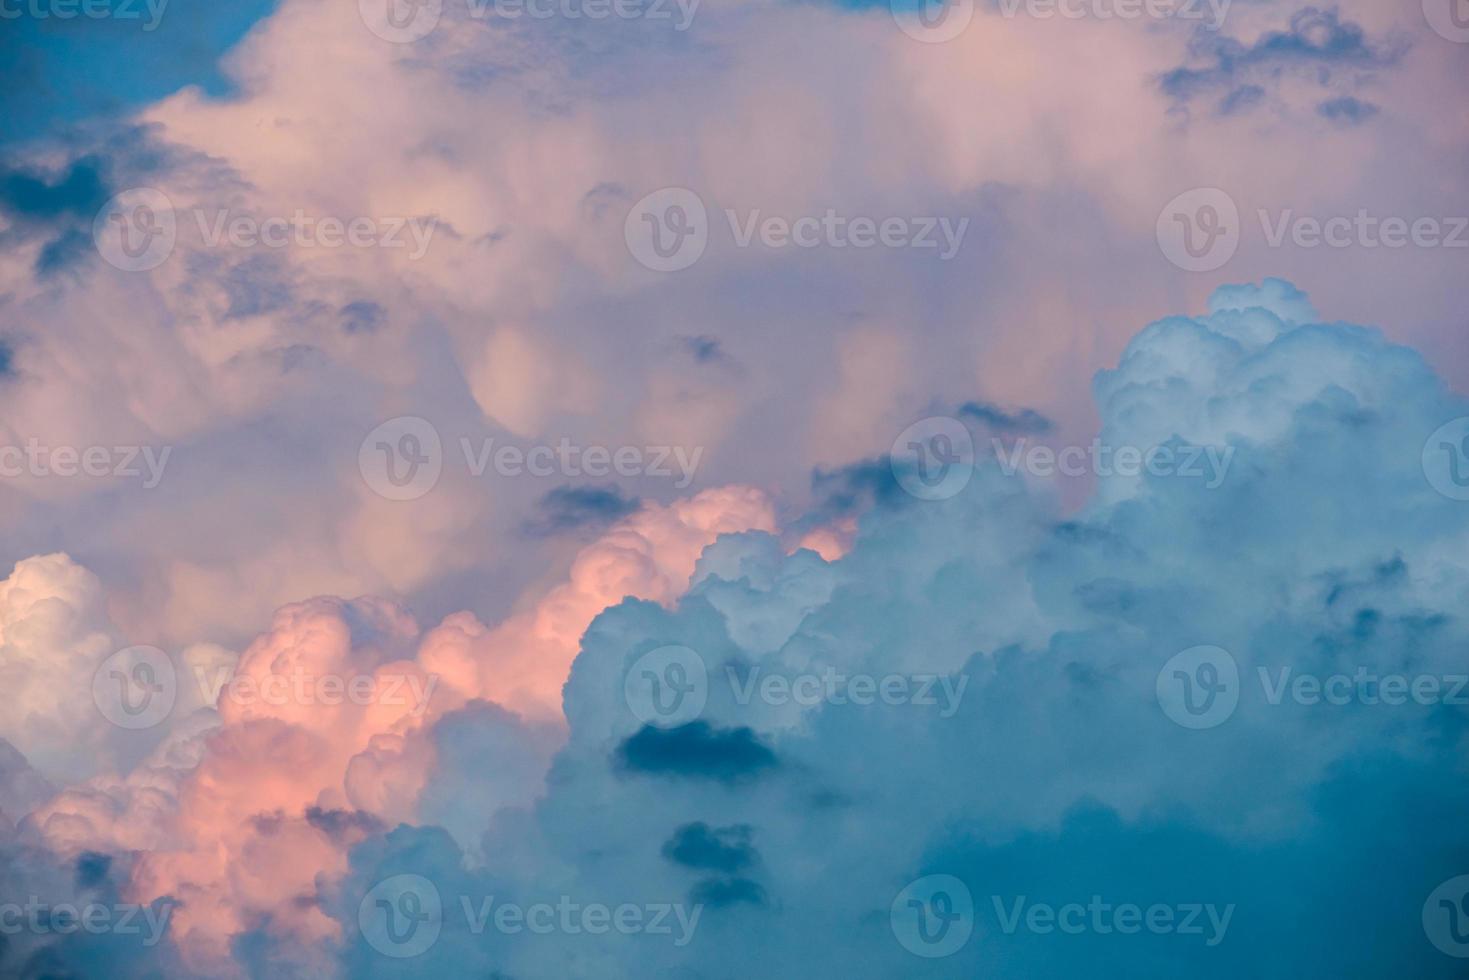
[1161,8,1404,114]
[615,722,780,782]
[524,485,642,537]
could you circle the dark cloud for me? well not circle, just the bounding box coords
[679,335,727,364]
[339,300,386,334]
[662,822,759,873]
[1161,8,1404,114]
[957,400,1053,434]
[690,876,768,908]
[615,722,779,782]
[524,485,641,538]
[1317,95,1379,125]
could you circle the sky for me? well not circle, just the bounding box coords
[0,0,1467,977]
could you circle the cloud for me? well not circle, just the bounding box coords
[522,485,642,538]
[615,722,781,783]
[1161,7,1405,114]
